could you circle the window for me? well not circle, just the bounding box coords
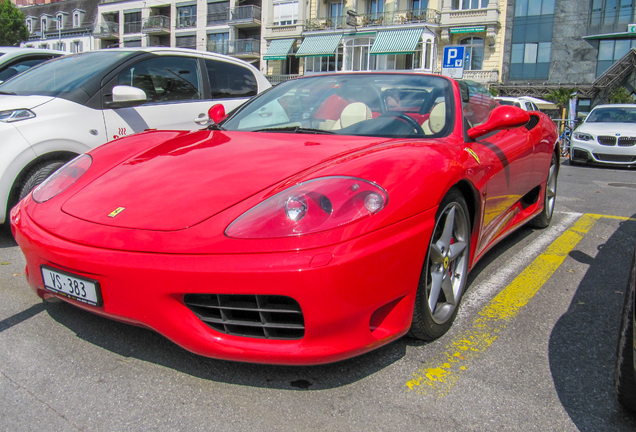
[273,0,298,26]
[55,14,64,30]
[514,0,554,16]
[70,40,83,53]
[459,37,484,70]
[329,2,343,18]
[117,56,202,103]
[73,12,80,27]
[451,0,488,10]
[208,1,229,25]
[510,0,554,80]
[175,35,196,49]
[597,38,636,76]
[207,33,229,54]
[344,37,373,71]
[41,18,48,31]
[412,0,428,12]
[0,56,60,82]
[590,0,634,27]
[367,0,384,17]
[305,53,342,73]
[177,5,197,28]
[205,59,257,99]
[123,39,142,47]
[53,42,66,51]
[124,12,142,33]
[26,19,32,33]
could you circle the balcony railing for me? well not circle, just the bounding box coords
[124,21,142,34]
[176,16,197,29]
[207,9,229,25]
[93,21,119,38]
[142,15,170,33]
[463,69,499,83]
[207,38,260,56]
[305,8,440,30]
[228,5,261,24]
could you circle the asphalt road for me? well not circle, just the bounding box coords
[1,159,636,431]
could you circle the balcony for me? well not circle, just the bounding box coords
[124,21,142,34]
[304,8,440,31]
[142,15,170,34]
[176,16,197,29]
[207,38,260,59]
[462,69,499,83]
[207,9,229,26]
[228,5,261,28]
[94,21,119,39]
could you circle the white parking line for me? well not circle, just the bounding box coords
[455,211,583,325]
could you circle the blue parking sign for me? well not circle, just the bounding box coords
[442,46,465,79]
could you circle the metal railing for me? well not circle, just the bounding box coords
[207,38,260,56]
[305,8,440,30]
[142,15,170,32]
[176,16,197,28]
[207,9,230,25]
[124,21,142,34]
[229,5,261,23]
[94,21,119,36]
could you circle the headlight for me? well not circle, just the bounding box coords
[573,132,593,141]
[225,176,388,239]
[32,154,92,203]
[0,109,35,123]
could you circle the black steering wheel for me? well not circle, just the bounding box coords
[380,112,425,136]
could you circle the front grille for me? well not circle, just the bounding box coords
[597,136,617,146]
[184,294,305,340]
[593,153,636,163]
[618,136,636,147]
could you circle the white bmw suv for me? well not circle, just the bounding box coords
[0,48,270,231]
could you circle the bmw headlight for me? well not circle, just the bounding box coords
[0,109,36,123]
[573,132,593,141]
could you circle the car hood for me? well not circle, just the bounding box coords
[0,94,55,110]
[577,122,636,136]
[61,130,394,231]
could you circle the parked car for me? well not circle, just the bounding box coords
[11,73,558,365]
[495,96,540,111]
[615,237,636,412]
[569,104,636,167]
[0,48,271,231]
[0,47,65,84]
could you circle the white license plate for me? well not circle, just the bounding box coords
[41,266,102,306]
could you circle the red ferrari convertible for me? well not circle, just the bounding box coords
[11,73,558,365]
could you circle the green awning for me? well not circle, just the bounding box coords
[583,31,636,40]
[370,28,424,55]
[296,34,343,57]
[263,38,294,61]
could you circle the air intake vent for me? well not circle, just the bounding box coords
[593,153,636,162]
[184,294,305,340]
[525,115,540,130]
[598,136,617,146]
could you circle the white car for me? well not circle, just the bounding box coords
[0,47,65,84]
[569,104,636,166]
[0,47,271,230]
[495,96,539,111]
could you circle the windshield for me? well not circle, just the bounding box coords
[222,73,453,138]
[586,107,636,123]
[0,51,135,97]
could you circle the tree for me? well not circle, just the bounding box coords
[608,87,636,104]
[0,0,29,46]
[545,88,575,120]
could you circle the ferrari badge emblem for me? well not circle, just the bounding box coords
[108,207,126,218]
[464,148,480,164]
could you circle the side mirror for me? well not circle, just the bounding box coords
[106,85,147,109]
[208,103,226,124]
[467,105,530,140]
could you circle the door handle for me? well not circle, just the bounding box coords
[194,114,209,125]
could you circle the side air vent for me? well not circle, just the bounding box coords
[184,294,305,340]
[525,114,540,130]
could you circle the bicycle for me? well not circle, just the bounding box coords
[559,124,573,157]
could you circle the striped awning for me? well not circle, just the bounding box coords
[296,34,343,57]
[370,29,424,55]
[263,38,295,61]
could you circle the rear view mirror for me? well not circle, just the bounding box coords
[467,105,530,139]
[208,104,226,124]
[106,85,147,109]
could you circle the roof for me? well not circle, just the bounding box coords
[22,0,98,30]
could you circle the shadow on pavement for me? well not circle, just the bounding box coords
[0,225,17,248]
[549,214,636,431]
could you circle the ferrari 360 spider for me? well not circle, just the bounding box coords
[11,73,559,365]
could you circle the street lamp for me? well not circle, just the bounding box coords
[55,16,61,50]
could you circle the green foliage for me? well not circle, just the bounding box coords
[545,88,575,110]
[0,0,29,46]
[608,87,636,104]
[488,87,499,97]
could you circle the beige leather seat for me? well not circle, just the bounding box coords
[422,102,446,134]
[331,102,372,130]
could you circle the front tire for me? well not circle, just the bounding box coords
[410,188,471,340]
[531,152,558,229]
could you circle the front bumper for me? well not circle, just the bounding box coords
[12,202,435,365]
[570,137,636,166]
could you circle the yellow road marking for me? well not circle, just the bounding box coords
[585,213,636,221]
[406,214,601,396]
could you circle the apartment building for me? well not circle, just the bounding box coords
[92,0,262,66]
[20,0,96,53]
